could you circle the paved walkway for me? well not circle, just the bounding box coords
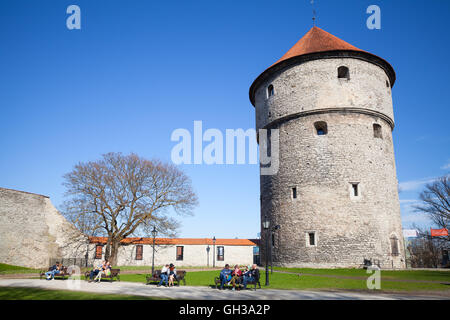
[0,279,448,300]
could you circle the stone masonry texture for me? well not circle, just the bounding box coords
[253,57,406,269]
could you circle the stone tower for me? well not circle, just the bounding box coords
[249,27,405,269]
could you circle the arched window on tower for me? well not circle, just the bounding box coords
[390,235,399,256]
[337,66,350,80]
[314,121,328,136]
[267,84,274,98]
[373,123,382,139]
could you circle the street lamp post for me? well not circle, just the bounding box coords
[151,226,157,275]
[270,225,280,274]
[262,217,270,286]
[212,236,216,268]
[206,245,210,267]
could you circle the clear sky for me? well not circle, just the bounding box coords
[0,0,449,239]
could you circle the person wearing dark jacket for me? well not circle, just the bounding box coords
[243,264,259,289]
[45,262,61,280]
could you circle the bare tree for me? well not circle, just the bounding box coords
[407,225,446,268]
[414,175,450,242]
[61,152,198,265]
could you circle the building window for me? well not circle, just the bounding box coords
[338,66,350,80]
[217,246,224,261]
[373,124,382,139]
[267,84,274,98]
[352,183,359,197]
[390,236,399,256]
[314,121,328,135]
[306,232,316,247]
[176,246,184,261]
[95,245,103,259]
[292,187,297,199]
[135,245,143,260]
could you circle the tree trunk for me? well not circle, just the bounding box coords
[109,239,120,266]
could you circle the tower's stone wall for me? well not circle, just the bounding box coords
[254,58,394,131]
[255,57,405,268]
[0,188,87,268]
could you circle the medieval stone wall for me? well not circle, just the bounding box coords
[0,188,87,268]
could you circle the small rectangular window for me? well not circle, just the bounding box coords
[373,124,382,139]
[95,245,103,259]
[135,245,143,260]
[176,246,184,261]
[267,84,274,98]
[217,246,224,261]
[292,187,297,199]
[308,233,315,246]
[352,183,359,197]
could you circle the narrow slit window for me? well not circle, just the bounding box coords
[267,84,274,98]
[314,121,328,135]
[308,232,315,246]
[352,183,359,197]
[338,66,350,80]
[292,187,297,199]
[373,124,382,139]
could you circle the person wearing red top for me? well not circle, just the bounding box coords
[230,264,243,291]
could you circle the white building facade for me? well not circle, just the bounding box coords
[89,237,259,267]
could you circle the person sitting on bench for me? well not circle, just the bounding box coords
[243,264,259,289]
[219,264,232,290]
[230,265,242,291]
[168,263,177,287]
[94,260,111,283]
[157,264,170,287]
[89,261,104,283]
[45,262,61,280]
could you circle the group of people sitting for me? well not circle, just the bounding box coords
[219,264,260,290]
[157,263,178,287]
[45,262,64,280]
[88,260,112,283]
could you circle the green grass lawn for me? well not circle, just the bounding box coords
[0,263,40,274]
[0,286,168,300]
[2,263,449,293]
[114,270,450,292]
[273,267,450,282]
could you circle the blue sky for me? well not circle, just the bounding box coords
[0,0,449,239]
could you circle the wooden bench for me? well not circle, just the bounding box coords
[84,268,120,282]
[40,266,71,280]
[214,272,261,291]
[146,270,186,286]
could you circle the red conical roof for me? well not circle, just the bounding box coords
[272,26,366,66]
[249,26,396,106]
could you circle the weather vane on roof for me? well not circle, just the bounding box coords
[311,0,317,27]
